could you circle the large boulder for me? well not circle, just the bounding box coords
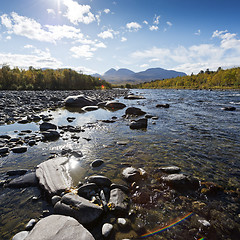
[36,157,72,196]
[64,95,99,108]
[25,215,94,240]
[54,193,103,224]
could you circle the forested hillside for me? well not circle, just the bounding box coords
[0,65,111,90]
[135,67,240,89]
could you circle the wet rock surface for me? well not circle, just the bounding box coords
[36,157,72,196]
[25,215,94,240]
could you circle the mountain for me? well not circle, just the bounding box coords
[92,67,186,84]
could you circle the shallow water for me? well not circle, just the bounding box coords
[0,89,240,239]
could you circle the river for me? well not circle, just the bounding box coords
[0,89,239,239]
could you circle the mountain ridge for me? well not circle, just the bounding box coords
[92,67,187,84]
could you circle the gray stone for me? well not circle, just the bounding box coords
[109,188,129,214]
[7,169,28,176]
[39,122,57,131]
[12,146,28,153]
[25,219,37,231]
[7,172,38,188]
[105,101,126,110]
[156,103,170,108]
[88,175,112,187]
[41,130,60,141]
[130,118,148,129]
[77,183,99,199]
[0,147,9,154]
[91,159,104,168]
[36,157,72,196]
[82,106,99,111]
[161,173,200,191]
[159,166,181,174]
[12,231,29,240]
[124,94,146,100]
[64,95,99,108]
[102,223,114,238]
[122,167,141,182]
[25,215,94,240]
[52,195,62,206]
[125,107,146,116]
[54,193,103,224]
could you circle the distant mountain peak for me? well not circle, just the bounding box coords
[92,67,186,84]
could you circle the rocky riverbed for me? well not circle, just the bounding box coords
[0,89,240,240]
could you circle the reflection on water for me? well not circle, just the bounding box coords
[0,89,240,239]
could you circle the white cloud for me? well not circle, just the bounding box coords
[70,45,96,59]
[130,30,240,74]
[140,64,149,68]
[121,37,127,42]
[6,36,11,40]
[143,20,148,25]
[0,48,62,69]
[153,15,160,25]
[98,29,118,39]
[47,9,56,15]
[24,44,34,49]
[126,22,142,31]
[0,14,12,28]
[104,9,110,14]
[195,29,201,36]
[0,12,96,44]
[94,42,107,48]
[98,30,114,39]
[62,0,95,25]
[149,25,158,31]
[166,21,172,27]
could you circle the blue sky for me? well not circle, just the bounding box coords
[0,0,240,75]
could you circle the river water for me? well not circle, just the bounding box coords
[0,89,239,239]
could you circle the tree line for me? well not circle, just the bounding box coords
[0,65,111,90]
[134,67,240,89]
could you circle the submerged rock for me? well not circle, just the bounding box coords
[91,159,104,168]
[122,167,141,182]
[161,173,199,191]
[36,157,72,196]
[54,193,103,224]
[159,166,181,174]
[25,215,94,240]
[7,172,38,188]
[7,169,28,176]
